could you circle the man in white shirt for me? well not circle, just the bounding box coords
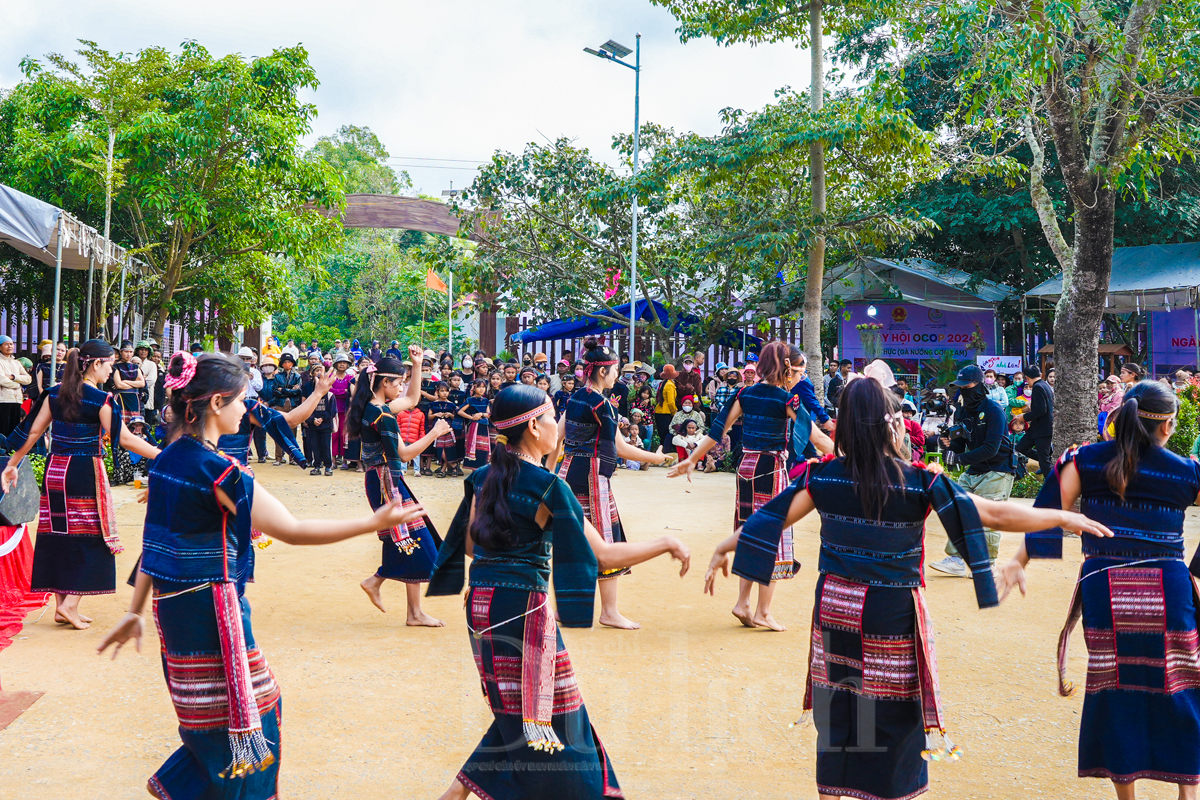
[0,335,30,436]
[238,346,264,402]
[139,341,160,412]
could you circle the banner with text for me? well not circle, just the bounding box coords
[976,355,1023,373]
[1150,310,1200,371]
[840,303,996,363]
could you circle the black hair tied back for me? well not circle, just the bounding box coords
[470,384,551,551]
[1105,379,1177,500]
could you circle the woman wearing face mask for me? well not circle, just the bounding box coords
[983,369,1009,411]
[428,384,689,800]
[670,395,706,443]
[553,338,673,629]
[675,354,704,402]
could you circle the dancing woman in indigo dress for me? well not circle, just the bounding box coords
[1000,379,1200,799]
[95,352,426,800]
[347,349,451,626]
[703,377,1110,800]
[553,338,670,629]
[429,384,689,800]
[1,339,160,629]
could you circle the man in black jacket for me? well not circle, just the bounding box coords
[267,353,304,465]
[1016,363,1054,477]
[929,365,1016,577]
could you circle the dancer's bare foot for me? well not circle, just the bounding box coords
[54,606,90,630]
[55,612,93,624]
[406,610,445,627]
[732,604,757,628]
[360,578,386,613]
[598,611,641,630]
[753,611,786,631]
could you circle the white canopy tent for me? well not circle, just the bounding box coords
[0,183,144,383]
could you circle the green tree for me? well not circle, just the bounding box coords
[2,41,344,340]
[874,0,1200,451]
[650,0,890,393]
[306,125,410,195]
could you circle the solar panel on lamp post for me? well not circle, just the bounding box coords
[583,35,640,361]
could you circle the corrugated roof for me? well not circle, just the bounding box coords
[1026,243,1200,301]
[862,257,1018,303]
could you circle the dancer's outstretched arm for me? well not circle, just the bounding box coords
[240,483,426,545]
[703,488,817,595]
[581,517,689,576]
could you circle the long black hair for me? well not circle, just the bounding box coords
[346,356,406,439]
[835,376,906,519]
[165,353,247,443]
[1105,380,1177,500]
[59,339,115,421]
[470,384,553,551]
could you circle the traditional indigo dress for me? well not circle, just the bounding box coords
[140,436,282,800]
[462,396,492,467]
[216,400,307,558]
[429,461,622,799]
[114,360,143,426]
[735,458,997,800]
[428,399,459,455]
[709,382,798,580]
[1028,442,1200,785]
[558,387,627,580]
[22,384,123,595]
[360,402,440,582]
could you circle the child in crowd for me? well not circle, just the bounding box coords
[553,374,576,417]
[447,373,467,465]
[673,419,715,472]
[1009,414,1026,446]
[535,374,551,396]
[623,423,646,470]
[427,382,460,477]
[458,379,492,469]
[304,363,335,475]
[395,401,425,476]
[900,399,925,460]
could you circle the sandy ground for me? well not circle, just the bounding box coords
[0,462,1196,800]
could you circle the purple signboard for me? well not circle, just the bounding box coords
[1150,310,1200,372]
[840,303,996,365]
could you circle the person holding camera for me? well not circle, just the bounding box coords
[929,365,1016,577]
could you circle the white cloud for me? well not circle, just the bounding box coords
[1,0,813,195]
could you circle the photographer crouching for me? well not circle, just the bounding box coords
[928,364,1016,577]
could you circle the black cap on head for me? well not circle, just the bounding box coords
[951,365,985,387]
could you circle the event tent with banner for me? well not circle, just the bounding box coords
[511,298,764,353]
[0,183,144,374]
[1024,242,1200,373]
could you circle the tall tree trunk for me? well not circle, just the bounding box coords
[98,127,115,334]
[1052,188,1115,456]
[802,0,827,398]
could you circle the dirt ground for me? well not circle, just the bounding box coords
[0,462,1196,800]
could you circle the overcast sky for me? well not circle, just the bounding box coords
[2,0,813,196]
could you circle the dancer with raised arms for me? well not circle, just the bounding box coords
[95,351,428,800]
[552,337,671,630]
[703,376,1112,800]
[669,340,829,631]
[1,339,160,629]
[999,379,1200,799]
[347,347,451,626]
[429,384,689,800]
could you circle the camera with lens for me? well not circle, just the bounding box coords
[937,422,968,441]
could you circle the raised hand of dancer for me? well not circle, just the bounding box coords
[430,419,452,437]
[666,457,696,482]
[409,344,424,363]
[317,369,336,394]
[96,612,144,660]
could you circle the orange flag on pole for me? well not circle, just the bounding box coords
[425,269,448,294]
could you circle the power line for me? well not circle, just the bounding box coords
[390,163,482,171]
[386,156,487,163]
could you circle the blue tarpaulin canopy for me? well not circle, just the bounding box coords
[512,299,763,352]
[1025,242,1200,312]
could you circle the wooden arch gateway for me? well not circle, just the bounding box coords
[312,194,504,352]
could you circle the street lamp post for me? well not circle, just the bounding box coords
[584,35,640,360]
